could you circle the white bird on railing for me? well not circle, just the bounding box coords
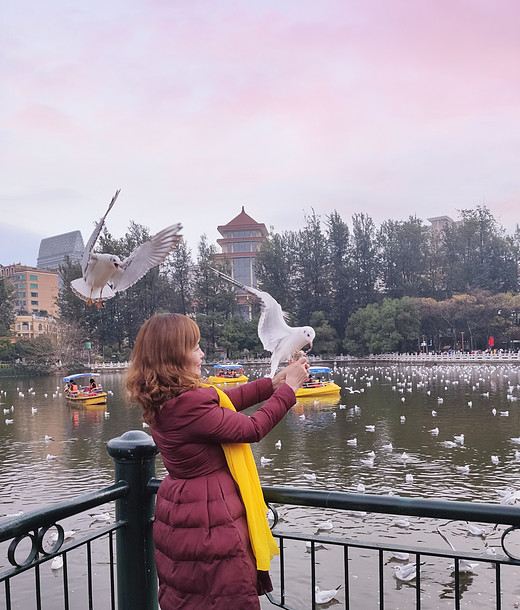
[316,519,333,531]
[71,190,182,307]
[315,584,342,604]
[210,267,315,377]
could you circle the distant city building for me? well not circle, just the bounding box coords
[427,216,454,232]
[215,206,268,287]
[0,264,59,317]
[37,230,84,271]
[12,313,57,339]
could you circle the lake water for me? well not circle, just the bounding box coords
[2,362,520,609]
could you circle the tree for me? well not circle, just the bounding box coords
[255,231,299,312]
[326,211,354,346]
[443,206,518,295]
[193,236,235,357]
[378,217,428,298]
[164,238,194,315]
[350,212,379,308]
[294,211,330,325]
[309,311,338,357]
[344,298,420,355]
[0,278,15,336]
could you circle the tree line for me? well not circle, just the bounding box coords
[1,204,519,365]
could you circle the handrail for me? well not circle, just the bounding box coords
[149,479,520,526]
[0,480,129,542]
[261,486,520,525]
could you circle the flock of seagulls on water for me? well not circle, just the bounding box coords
[3,362,520,598]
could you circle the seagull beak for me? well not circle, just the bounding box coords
[114,263,120,268]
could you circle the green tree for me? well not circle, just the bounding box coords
[350,212,379,308]
[193,236,235,357]
[164,238,194,315]
[344,297,420,355]
[0,277,15,336]
[294,211,330,325]
[255,231,299,311]
[309,311,338,357]
[326,211,355,347]
[378,217,428,298]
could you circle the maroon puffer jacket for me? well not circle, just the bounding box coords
[151,378,296,610]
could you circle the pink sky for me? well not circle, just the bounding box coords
[2,0,519,265]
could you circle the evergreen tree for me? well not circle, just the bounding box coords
[0,277,15,336]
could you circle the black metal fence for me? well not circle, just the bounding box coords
[2,430,520,609]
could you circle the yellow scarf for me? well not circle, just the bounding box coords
[208,385,279,571]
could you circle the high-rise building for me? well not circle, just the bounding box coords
[0,264,59,317]
[37,230,84,271]
[216,207,268,288]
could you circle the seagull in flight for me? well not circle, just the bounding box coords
[71,190,182,307]
[210,267,315,377]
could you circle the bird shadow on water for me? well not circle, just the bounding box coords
[439,572,474,599]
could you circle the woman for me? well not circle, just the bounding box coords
[126,313,309,610]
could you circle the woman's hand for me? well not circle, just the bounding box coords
[274,357,309,394]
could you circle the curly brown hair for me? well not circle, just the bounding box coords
[126,313,202,424]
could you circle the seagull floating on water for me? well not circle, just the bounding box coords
[72,190,182,307]
[394,563,418,581]
[315,584,342,604]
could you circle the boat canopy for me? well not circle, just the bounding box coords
[214,364,243,370]
[62,373,101,382]
[309,366,332,374]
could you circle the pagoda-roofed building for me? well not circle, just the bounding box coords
[216,206,268,288]
[215,207,268,319]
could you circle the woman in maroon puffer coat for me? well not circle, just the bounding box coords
[126,313,309,610]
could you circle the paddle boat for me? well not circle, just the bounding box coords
[295,366,341,398]
[63,373,108,407]
[206,364,249,385]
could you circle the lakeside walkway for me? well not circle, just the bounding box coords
[88,351,520,372]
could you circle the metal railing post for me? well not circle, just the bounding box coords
[107,430,159,610]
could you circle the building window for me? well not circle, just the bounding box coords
[30,283,38,289]
[38,323,43,331]
[232,257,256,287]
[231,242,258,253]
[31,292,38,297]
[31,300,38,306]
[226,230,260,238]
[22,322,29,331]
[18,292,26,297]
[30,275,38,280]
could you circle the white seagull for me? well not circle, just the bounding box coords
[71,190,182,307]
[315,584,342,604]
[210,267,315,377]
[394,563,418,582]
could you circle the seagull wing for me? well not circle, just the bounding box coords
[111,223,182,292]
[81,190,120,276]
[209,267,290,351]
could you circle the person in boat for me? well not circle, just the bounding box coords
[126,313,309,610]
[89,378,98,392]
[70,382,78,393]
[303,374,317,388]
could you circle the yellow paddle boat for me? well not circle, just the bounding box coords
[295,366,341,398]
[63,373,108,407]
[207,364,249,385]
